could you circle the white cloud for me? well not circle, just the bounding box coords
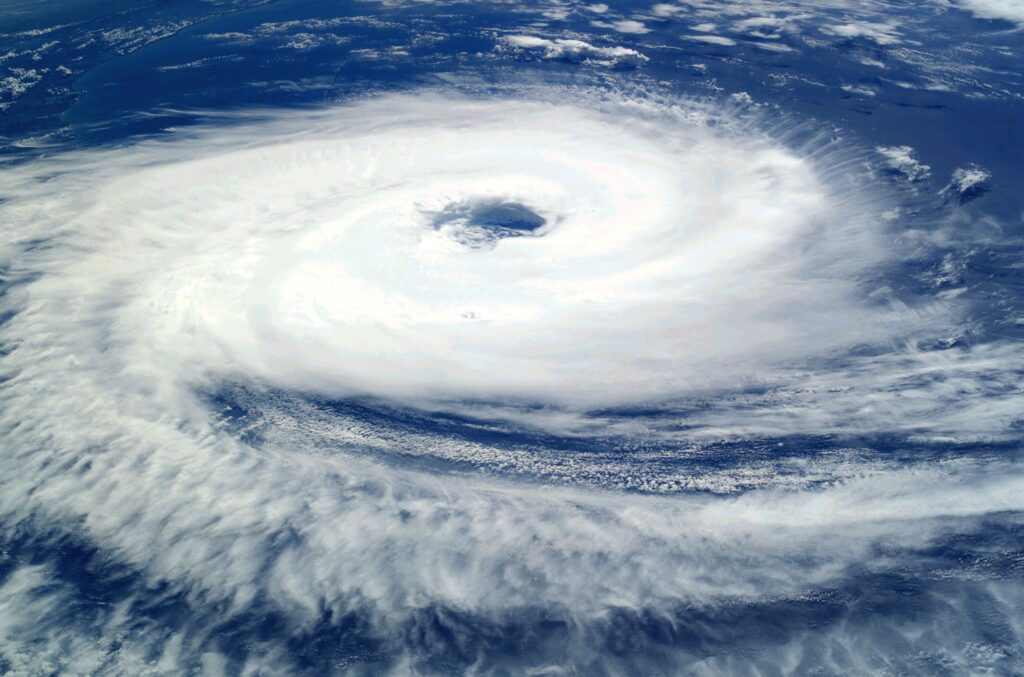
[949,165,990,193]
[952,0,1024,26]
[0,67,42,100]
[841,83,877,96]
[822,20,901,45]
[941,164,991,202]
[685,34,737,46]
[751,40,795,51]
[876,145,931,182]
[611,19,651,33]
[502,34,648,65]
[650,3,683,17]
[732,16,787,31]
[503,34,555,49]
[202,18,361,50]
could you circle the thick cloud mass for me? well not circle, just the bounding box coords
[2,89,1023,673]
[8,94,899,408]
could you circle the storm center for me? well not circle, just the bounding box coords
[428,199,547,248]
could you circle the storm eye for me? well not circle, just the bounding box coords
[428,199,547,248]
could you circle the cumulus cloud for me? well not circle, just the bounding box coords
[610,19,651,34]
[751,40,795,51]
[841,83,877,96]
[502,34,648,65]
[0,67,42,101]
[876,144,931,182]
[952,0,1024,26]
[821,20,902,45]
[685,33,737,46]
[651,3,684,17]
[941,164,991,203]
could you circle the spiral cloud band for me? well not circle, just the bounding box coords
[10,93,897,405]
[2,88,1023,672]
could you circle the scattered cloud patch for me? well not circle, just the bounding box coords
[952,0,1024,26]
[350,46,410,59]
[611,19,651,34]
[651,3,684,17]
[204,17,386,50]
[685,34,737,46]
[204,31,254,43]
[0,67,42,101]
[100,21,195,54]
[733,16,787,31]
[502,34,648,66]
[941,165,991,204]
[278,32,351,50]
[822,21,901,45]
[751,41,794,52]
[876,145,931,182]
[841,83,877,96]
